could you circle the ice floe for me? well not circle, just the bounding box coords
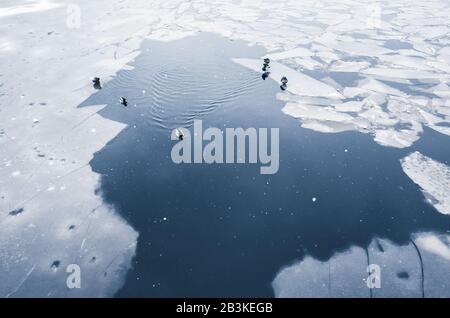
[401,152,450,215]
[220,3,450,151]
[273,233,450,298]
[264,47,313,61]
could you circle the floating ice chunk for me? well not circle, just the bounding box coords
[313,32,339,47]
[293,57,323,70]
[282,103,354,122]
[360,106,399,127]
[435,105,450,117]
[419,110,444,125]
[315,12,351,26]
[369,239,422,298]
[264,47,312,60]
[272,246,369,298]
[333,101,364,112]
[428,125,450,137]
[430,83,450,99]
[415,27,448,43]
[415,233,450,297]
[378,55,434,72]
[301,120,357,134]
[416,234,450,261]
[328,60,371,72]
[396,49,430,59]
[330,19,371,33]
[233,58,343,99]
[273,235,450,298]
[426,61,450,74]
[386,98,416,118]
[342,87,369,98]
[335,41,393,56]
[374,125,423,149]
[359,78,408,97]
[276,94,333,106]
[364,93,387,106]
[315,50,340,64]
[401,152,450,214]
[320,76,342,91]
[362,67,444,80]
[408,97,429,107]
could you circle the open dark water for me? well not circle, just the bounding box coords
[80,33,450,297]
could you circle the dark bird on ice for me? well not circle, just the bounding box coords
[120,97,128,107]
[262,72,270,80]
[262,58,271,71]
[280,76,288,91]
[175,128,184,141]
[92,77,101,89]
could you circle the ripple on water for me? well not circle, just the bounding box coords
[98,43,262,131]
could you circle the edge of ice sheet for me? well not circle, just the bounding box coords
[0,1,145,297]
[232,56,450,149]
[273,233,450,298]
[232,58,343,99]
[401,152,450,215]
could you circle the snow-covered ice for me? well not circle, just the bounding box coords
[0,0,148,297]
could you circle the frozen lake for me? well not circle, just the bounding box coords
[2,0,450,298]
[82,33,450,297]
